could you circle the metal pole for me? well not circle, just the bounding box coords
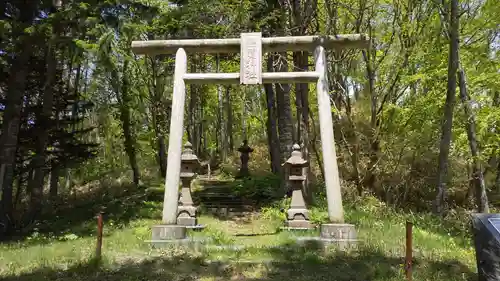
[405,221,413,281]
[96,212,103,259]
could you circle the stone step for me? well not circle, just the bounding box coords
[199,201,252,207]
[195,199,245,204]
[197,198,245,203]
[200,205,248,210]
[195,192,237,196]
[197,179,234,186]
[195,198,251,205]
[203,207,255,216]
[197,191,233,195]
[196,187,234,193]
[194,193,246,200]
[201,202,252,208]
[193,179,258,213]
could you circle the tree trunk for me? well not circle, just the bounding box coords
[151,105,167,177]
[189,58,198,151]
[71,63,82,132]
[148,57,168,178]
[64,169,71,192]
[119,60,140,186]
[309,110,325,183]
[435,0,459,215]
[346,88,362,195]
[361,46,380,194]
[483,92,500,177]
[226,86,234,152]
[197,85,204,157]
[158,136,167,176]
[28,20,60,220]
[14,173,24,211]
[495,161,500,193]
[63,58,83,197]
[264,55,281,174]
[275,53,294,195]
[49,165,60,199]
[458,68,489,213]
[293,50,312,201]
[242,88,248,141]
[216,56,226,162]
[49,165,59,198]
[275,54,294,161]
[0,2,38,236]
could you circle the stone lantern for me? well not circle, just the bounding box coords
[177,142,200,227]
[284,143,312,229]
[237,140,254,178]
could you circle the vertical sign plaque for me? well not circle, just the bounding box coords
[240,32,262,85]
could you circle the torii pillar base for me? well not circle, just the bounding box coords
[149,225,187,248]
[319,223,358,250]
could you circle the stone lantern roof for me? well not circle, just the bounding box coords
[181,142,200,164]
[180,142,200,179]
[284,144,308,167]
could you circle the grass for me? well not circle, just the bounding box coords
[0,181,478,281]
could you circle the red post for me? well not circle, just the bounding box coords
[405,221,413,281]
[96,212,103,259]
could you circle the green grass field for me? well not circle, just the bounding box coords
[0,185,478,281]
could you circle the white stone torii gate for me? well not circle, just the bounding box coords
[131,33,368,242]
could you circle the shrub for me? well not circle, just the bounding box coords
[230,174,283,204]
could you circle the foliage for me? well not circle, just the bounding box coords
[230,174,283,203]
[203,226,236,245]
[260,198,288,221]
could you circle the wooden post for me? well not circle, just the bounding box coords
[314,45,344,223]
[96,212,103,259]
[163,48,187,224]
[405,221,413,281]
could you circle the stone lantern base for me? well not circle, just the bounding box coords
[285,209,314,229]
[177,216,197,226]
[177,205,197,226]
[285,219,313,229]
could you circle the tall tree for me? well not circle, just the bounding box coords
[264,55,281,174]
[457,68,489,213]
[0,0,39,235]
[97,26,141,186]
[28,0,63,221]
[435,0,460,214]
